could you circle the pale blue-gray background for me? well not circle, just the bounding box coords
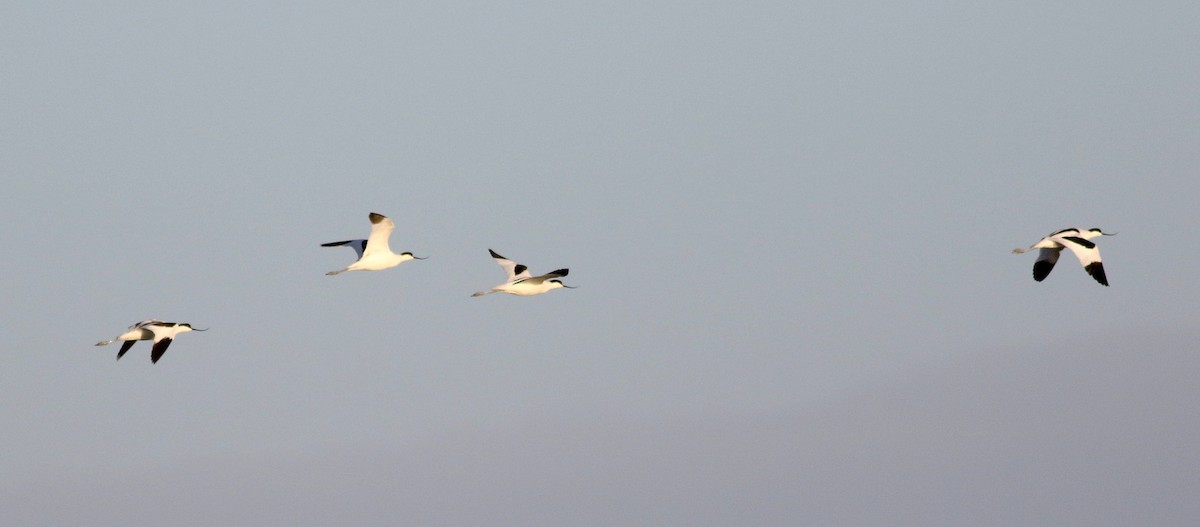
[3,1,1198,525]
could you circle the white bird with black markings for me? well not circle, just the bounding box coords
[1013,228,1116,286]
[322,212,426,276]
[472,249,576,297]
[95,319,207,364]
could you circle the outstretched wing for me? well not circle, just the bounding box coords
[489,249,532,280]
[516,268,568,285]
[150,338,173,363]
[116,339,139,360]
[321,239,368,259]
[1033,248,1061,282]
[1057,235,1108,286]
[363,212,395,256]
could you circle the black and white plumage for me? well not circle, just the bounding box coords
[322,212,426,276]
[471,249,576,297]
[1013,228,1116,286]
[95,320,207,363]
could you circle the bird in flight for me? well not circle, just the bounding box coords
[95,319,207,363]
[471,249,576,297]
[322,212,426,275]
[1013,228,1116,286]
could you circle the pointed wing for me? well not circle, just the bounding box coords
[321,239,368,259]
[516,268,568,285]
[1057,236,1108,286]
[489,249,532,280]
[116,340,138,360]
[150,337,173,363]
[130,319,164,330]
[362,212,395,256]
[144,322,185,363]
[1032,248,1061,282]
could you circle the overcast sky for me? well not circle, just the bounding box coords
[3,1,1199,525]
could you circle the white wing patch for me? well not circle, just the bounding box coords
[363,214,395,256]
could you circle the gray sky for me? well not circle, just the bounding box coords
[3,1,1199,525]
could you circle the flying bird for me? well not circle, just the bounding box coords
[322,212,426,275]
[95,319,207,363]
[1013,228,1116,286]
[472,249,576,297]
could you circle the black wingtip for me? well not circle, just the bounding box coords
[489,249,503,259]
[150,338,172,364]
[1085,262,1109,286]
[549,268,569,277]
[116,340,136,360]
[1032,261,1054,282]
